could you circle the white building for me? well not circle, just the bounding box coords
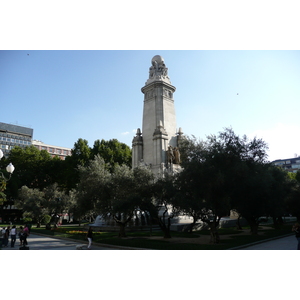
[32,140,71,160]
[272,157,300,173]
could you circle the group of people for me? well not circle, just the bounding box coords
[0,224,30,248]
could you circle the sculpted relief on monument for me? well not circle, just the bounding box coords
[167,145,181,165]
[148,55,170,82]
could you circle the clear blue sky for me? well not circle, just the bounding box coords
[1,50,300,162]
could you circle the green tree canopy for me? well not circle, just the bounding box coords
[4,145,63,198]
[91,139,132,169]
[75,155,153,237]
[178,128,273,239]
[16,185,48,227]
[65,138,132,190]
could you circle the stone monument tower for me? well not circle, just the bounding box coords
[132,55,183,176]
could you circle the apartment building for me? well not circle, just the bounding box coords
[32,140,71,160]
[0,122,33,156]
[272,157,300,173]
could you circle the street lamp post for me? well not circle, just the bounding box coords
[0,149,15,181]
[0,149,15,225]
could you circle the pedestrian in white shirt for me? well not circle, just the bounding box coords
[10,225,17,248]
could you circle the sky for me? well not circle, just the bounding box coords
[1,50,300,162]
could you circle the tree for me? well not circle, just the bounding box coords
[178,128,272,239]
[212,128,270,235]
[16,183,71,227]
[178,135,232,243]
[64,138,91,190]
[16,186,48,227]
[65,138,132,191]
[108,164,138,237]
[76,155,154,237]
[152,173,179,238]
[75,155,112,222]
[131,167,155,229]
[43,183,71,227]
[2,145,70,203]
[285,172,300,221]
[91,139,132,169]
[5,145,54,198]
[231,162,272,234]
[267,165,293,227]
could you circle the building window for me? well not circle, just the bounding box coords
[292,164,300,169]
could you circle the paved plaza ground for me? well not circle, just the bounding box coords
[238,234,297,250]
[1,233,118,250]
[1,232,298,250]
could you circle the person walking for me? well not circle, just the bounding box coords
[18,226,24,246]
[3,226,10,247]
[23,224,29,247]
[87,227,93,249]
[10,225,17,248]
[0,227,4,247]
[292,223,300,250]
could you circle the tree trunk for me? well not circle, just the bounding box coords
[236,215,243,230]
[152,206,173,238]
[208,222,220,244]
[162,224,172,238]
[246,217,259,235]
[158,216,172,238]
[210,229,220,244]
[204,217,221,244]
[114,215,132,238]
[250,224,259,235]
[118,223,127,238]
[188,217,197,233]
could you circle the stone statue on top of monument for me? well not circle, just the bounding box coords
[147,55,171,85]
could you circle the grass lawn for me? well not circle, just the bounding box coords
[26,223,295,250]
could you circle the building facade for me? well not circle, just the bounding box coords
[0,122,33,156]
[32,140,71,160]
[272,157,300,173]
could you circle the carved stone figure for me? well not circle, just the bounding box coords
[149,66,155,78]
[167,146,175,165]
[173,147,181,164]
[166,145,181,165]
[148,55,169,80]
[162,65,168,76]
[139,159,146,167]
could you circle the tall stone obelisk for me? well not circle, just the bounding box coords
[132,55,183,176]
